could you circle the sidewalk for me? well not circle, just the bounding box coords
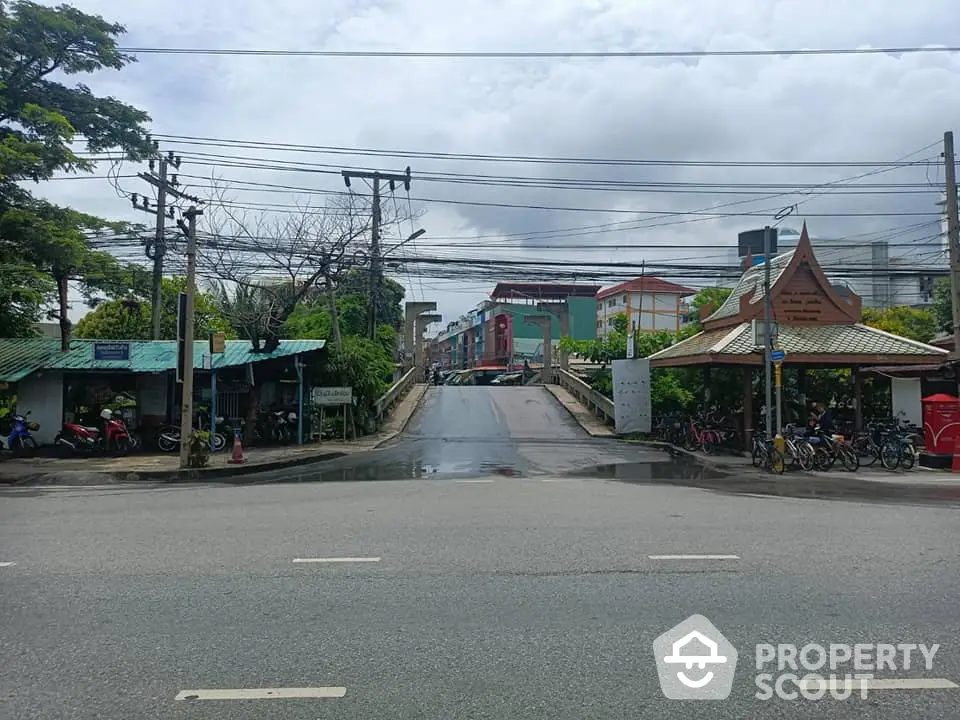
[633,439,960,499]
[0,383,429,486]
[543,384,615,438]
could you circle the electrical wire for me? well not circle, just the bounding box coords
[120,46,960,59]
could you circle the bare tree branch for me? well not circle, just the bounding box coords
[195,179,412,352]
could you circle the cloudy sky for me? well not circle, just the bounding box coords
[33,0,960,328]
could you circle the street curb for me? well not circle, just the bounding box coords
[374,383,429,449]
[7,451,351,486]
[627,439,960,502]
[542,385,616,439]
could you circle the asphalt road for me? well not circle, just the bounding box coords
[2,386,958,719]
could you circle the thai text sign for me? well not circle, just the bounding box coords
[312,386,353,406]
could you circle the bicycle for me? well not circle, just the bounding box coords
[751,431,785,474]
[683,417,722,454]
[808,427,859,472]
[782,424,816,471]
[879,419,921,470]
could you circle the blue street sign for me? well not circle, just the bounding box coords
[93,341,130,361]
[770,349,786,363]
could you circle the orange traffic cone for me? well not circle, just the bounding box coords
[228,429,246,464]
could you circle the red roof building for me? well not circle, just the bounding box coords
[595,276,696,338]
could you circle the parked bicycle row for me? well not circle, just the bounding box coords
[653,412,922,475]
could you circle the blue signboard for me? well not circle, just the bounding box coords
[770,349,786,363]
[93,342,131,361]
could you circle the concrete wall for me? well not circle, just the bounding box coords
[15,371,63,445]
[892,377,922,427]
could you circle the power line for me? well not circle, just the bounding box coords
[120,45,960,59]
[150,133,951,169]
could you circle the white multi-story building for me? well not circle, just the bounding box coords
[595,277,696,340]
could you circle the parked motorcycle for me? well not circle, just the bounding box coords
[156,418,227,453]
[7,411,39,454]
[55,409,131,456]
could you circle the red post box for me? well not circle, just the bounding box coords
[921,393,960,456]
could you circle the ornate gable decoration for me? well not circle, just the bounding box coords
[703,223,862,331]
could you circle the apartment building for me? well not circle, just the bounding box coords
[595,277,696,339]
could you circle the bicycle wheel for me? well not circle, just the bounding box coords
[813,447,832,471]
[879,440,901,470]
[751,444,764,467]
[900,443,916,470]
[766,447,786,474]
[839,446,859,472]
[797,444,816,472]
[158,433,179,452]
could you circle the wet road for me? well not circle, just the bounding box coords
[2,386,958,719]
[273,386,667,482]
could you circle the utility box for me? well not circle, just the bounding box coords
[921,393,960,468]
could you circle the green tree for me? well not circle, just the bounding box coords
[861,305,936,343]
[0,1,151,342]
[932,277,952,335]
[74,277,232,340]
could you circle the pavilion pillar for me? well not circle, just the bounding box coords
[742,367,753,450]
[702,367,712,407]
[797,367,808,423]
[852,367,863,432]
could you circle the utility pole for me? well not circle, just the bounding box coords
[133,149,201,339]
[763,225,774,439]
[341,167,412,340]
[176,206,202,470]
[944,132,960,368]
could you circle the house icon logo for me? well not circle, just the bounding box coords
[653,615,738,700]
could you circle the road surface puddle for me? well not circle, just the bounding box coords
[571,459,960,505]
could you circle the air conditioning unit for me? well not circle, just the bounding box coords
[752,319,779,348]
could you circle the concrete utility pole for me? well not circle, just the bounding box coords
[133,149,201,339]
[415,313,442,374]
[524,315,553,384]
[404,301,437,369]
[944,132,960,366]
[763,225,774,439]
[341,167,412,340]
[177,206,202,470]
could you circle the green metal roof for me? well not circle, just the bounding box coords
[0,339,326,382]
[0,339,63,383]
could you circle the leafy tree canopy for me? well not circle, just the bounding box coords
[932,277,952,336]
[0,1,151,341]
[74,277,233,341]
[861,305,936,343]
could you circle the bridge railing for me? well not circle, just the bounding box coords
[374,366,419,423]
[554,368,615,428]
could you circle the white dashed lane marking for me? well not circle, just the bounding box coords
[648,554,740,560]
[291,557,381,564]
[175,687,346,700]
[0,562,16,568]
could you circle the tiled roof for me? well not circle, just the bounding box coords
[0,339,326,382]
[596,276,696,300]
[705,250,795,322]
[648,323,949,362]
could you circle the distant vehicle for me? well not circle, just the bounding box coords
[491,372,523,386]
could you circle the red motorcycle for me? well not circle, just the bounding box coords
[55,409,131,456]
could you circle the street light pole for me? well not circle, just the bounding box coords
[763,225,773,440]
